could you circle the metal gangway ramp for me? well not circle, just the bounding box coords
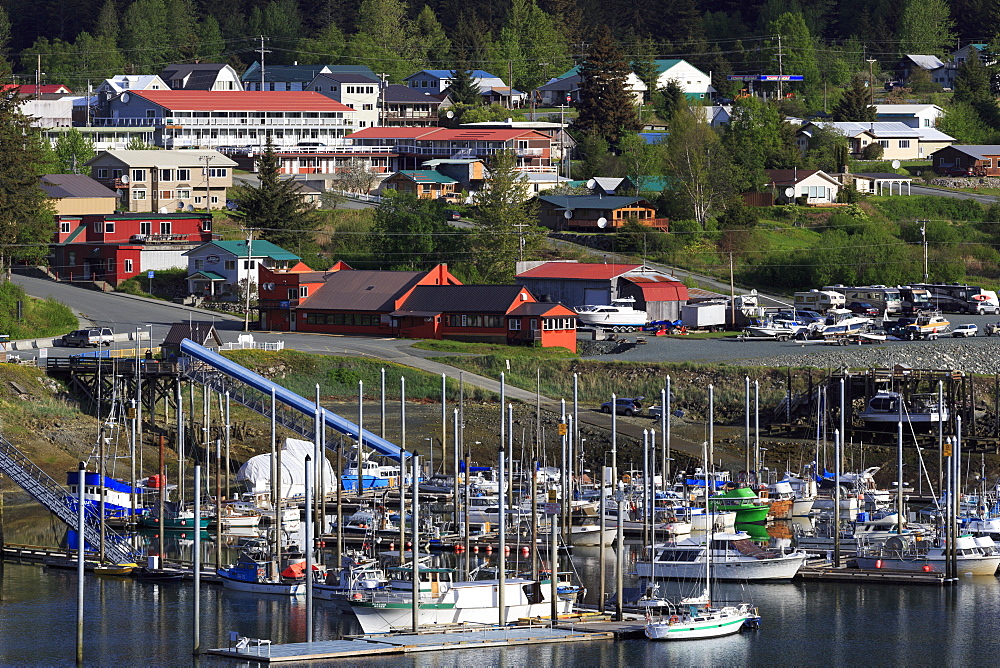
[179,338,410,461]
[0,434,137,565]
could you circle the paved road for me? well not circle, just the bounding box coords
[910,184,999,204]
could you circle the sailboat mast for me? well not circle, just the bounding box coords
[706,384,713,603]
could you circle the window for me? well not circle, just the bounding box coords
[105,221,115,233]
[986,159,994,168]
[97,168,108,178]
[112,169,123,179]
[107,258,115,271]
[288,288,297,299]
[131,169,146,182]
[194,196,203,204]
[124,259,133,273]
[244,260,256,270]
[177,189,191,199]
[299,286,308,298]
[194,259,204,270]
[509,319,521,330]
[530,318,537,330]
[207,168,227,178]
[202,218,212,231]
[145,109,156,118]
[878,140,889,148]
[159,169,172,181]
[133,189,146,200]
[159,191,173,200]
[225,260,236,270]
[899,140,910,149]
[362,104,373,111]
[93,221,102,233]
[59,221,71,234]
[176,169,191,181]
[211,196,219,204]
[159,221,171,234]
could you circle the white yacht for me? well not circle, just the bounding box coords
[636,531,807,581]
[858,391,948,430]
[574,297,648,330]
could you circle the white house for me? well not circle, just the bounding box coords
[306,73,380,128]
[875,104,943,128]
[764,169,841,204]
[95,75,169,98]
[537,70,647,105]
[158,64,243,91]
[654,59,714,100]
[693,105,732,127]
[184,239,302,299]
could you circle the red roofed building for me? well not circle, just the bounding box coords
[2,84,73,96]
[97,90,356,150]
[516,261,697,322]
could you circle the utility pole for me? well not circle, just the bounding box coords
[513,223,529,262]
[776,35,784,99]
[257,36,271,92]
[558,103,569,179]
[921,220,929,281]
[36,54,42,100]
[243,228,254,331]
[867,59,877,105]
[377,73,389,126]
[201,154,214,210]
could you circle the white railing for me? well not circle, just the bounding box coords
[329,189,382,203]
[274,145,395,154]
[219,334,285,351]
[95,117,353,128]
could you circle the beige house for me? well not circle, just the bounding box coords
[39,174,118,215]
[797,121,955,160]
[86,150,236,213]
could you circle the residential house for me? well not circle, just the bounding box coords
[404,70,506,95]
[894,55,945,83]
[381,170,460,200]
[764,169,841,204]
[418,158,485,192]
[693,105,732,127]
[382,84,448,127]
[95,75,168,98]
[536,195,668,232]
[86,149,236,212]
[39,174,118,216]
[50,212,215,285]
[243,63,379,91]
[796,121,954,160]
[653,59,714,100]
[930,145,1000,176]
[270,262,576,350]
[515,261,692,322]
[184,239,303,299]
[588,177,637,195]
[1,84,73,96]
[256,261,352,331]
[874,104,943,128]
[97,90,356,150]
[159,63,243,91]
[538,70,647,105]
[306,72,380,127]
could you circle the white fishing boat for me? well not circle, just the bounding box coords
[574,297,648,330]
[743,317,809,340]
[857,391,949,430]
[811,309,873,339]
[855,534,1000,576]
[348,566,572,633]
[636,531,807,581]
[313,554,389,608]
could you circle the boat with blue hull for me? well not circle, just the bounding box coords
[66,470,148,519]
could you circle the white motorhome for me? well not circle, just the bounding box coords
[822,285,902,314]
[794,290,846,312]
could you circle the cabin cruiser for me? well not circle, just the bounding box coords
[858,391,948,431]
[744,316,810,339]
[810,309,874,338]
[635,531,807,581]
[855,534,1000,575]
[574,297,648,330]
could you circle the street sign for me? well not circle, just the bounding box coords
[558,423,568,436]
[727,74,804,82]
[147,270,155,279]
[544,502,560,515]
[727,75,759,81]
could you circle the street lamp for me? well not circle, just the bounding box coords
[921,221,928,281]
[866,58,877,105]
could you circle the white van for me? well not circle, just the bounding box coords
[794,290,846,312]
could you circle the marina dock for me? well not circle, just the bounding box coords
[796,565,945,585]
[207,625,614,663]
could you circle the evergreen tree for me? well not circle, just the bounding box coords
[572,27,640,148]
[448,69,481,105]
[451,14,494,66]
[831,74,876,121]
[629,35,659,102]
[344,0,413,81]
[120,0,169,73]
[654,79,686,124]
[94,0,119,42]
[470,150,543,282]
[297,22,346,64]
[229,140,319,250]
[723,96,789,192]
[898,0,956,57]
[54,128,96,173]
[411,6,451,68]
[195,16,225,61]
[0,7,11,58]
[0,62,55,269]
[486,0,571,92]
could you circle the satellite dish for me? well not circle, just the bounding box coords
[120,92,130,103]
[119,175,130,185]
[784,187,796,198]
[158,206,169,213]
[186,204,194,212]
[445,110,455,119]
[563,210,573,219]
[891,159,901,169]
[177,201,184,209]
[586,178,597,190]
[597,217,608,229]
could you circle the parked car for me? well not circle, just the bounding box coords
[62,327,114,347]
[794,310,825,324]
[601,396,644,416]
[445,209,462,221]
[952,323,978,338]
[847,302,880,317]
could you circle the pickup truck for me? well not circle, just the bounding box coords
[62,327,114,347]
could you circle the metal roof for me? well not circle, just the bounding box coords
[39,174,117,199]
[396,170,457,184]
[299,270,428,312]
[508,302,576,316]
[383,84,448,103]
[538,195,646,210]
[130,90,353,112]
[86,149,237,168]
[517,262,641,280]
[399,285,529,313]
[186,240,301,261]
[624,276,688,302]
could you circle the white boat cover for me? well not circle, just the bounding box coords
[236,437,336,498]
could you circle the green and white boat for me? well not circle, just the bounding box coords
[709,486,770,525]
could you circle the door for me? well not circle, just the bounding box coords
[583,288,610,305]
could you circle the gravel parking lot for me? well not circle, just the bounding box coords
[586,313,1000,373]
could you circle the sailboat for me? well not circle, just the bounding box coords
[645,387,760,641]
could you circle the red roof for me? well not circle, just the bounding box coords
[131,90,353,113]
[625,276,688,302]
[517,262,641,280]
[424,128,547,141]
[348,127,439,139]
[3,84,73,94]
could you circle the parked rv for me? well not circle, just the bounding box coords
[794,290,846,312]
[822,285,902,314]
[911,284,1000,314]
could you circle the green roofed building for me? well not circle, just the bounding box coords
[183,239,303,300]
[382,169,461,201]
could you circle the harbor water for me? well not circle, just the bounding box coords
[2,533,999,666]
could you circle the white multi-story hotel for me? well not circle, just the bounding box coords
[97,91,356,150]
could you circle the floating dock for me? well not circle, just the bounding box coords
[207,625,614,663]
[796,565,945,585]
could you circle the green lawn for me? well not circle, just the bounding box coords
[756,220,823,250]
[411,340,577,358]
